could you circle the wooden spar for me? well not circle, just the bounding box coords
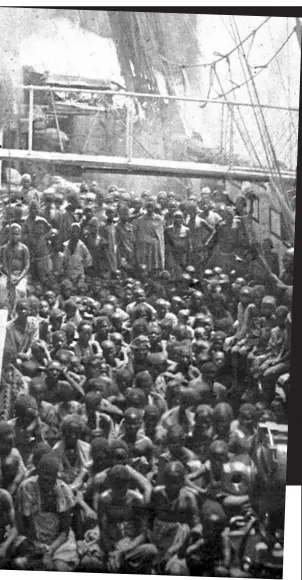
[0,148,296,182]
[126,97,134,161]
[28,87,34,152]
[50,90,65,153]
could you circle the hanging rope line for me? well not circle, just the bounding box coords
[214,28,295,100]
[213,66,263,168]
[230,16,294,243]
[224,55,263,167]
[160,16,271,69]
[231,16,284,179]
[228,16,277,175]
[267,19,298,142]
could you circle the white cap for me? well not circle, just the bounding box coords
[241,181,253,194]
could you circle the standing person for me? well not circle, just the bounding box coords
[186,201,213,278]
[134,199,165,273]
[63,223,92,286]
[262,238,279,277]
[83,217,103,277]
[19,173,41,206]
[48,229,64,285]
[3,299,38,366]
[280,247,294,286]
[22,201,52,282]
[0,204,24,246]
[129,197,145,222]
[100,206,117,274]
[1,224,30,311]
[164,211,191,282]
[59,192,81,243]
[207,208,240,273]
[202,199,223,229]
[164,199,179,228]
[41,191,60,230]
[116,205,135,272]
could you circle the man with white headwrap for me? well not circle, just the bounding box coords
[20,174,41,206]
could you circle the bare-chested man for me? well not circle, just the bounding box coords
[1,223,30,311]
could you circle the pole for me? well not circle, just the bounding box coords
[82,105,103,154]
[28,86,34,152]
[7,122,13,314]
[220,103,225,153]
[50,90,65,153]
[126,98,134,161]
[229,104,234,164]
[21,85,299,112]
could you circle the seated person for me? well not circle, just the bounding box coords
[252,306,291,402]
[54,381,84,423]
[212,403,234,444]
[84,391,116,442]
[116,408,153,476]
[156,387,195,444]
[186,405,214,461]
[135,370,167,416]
[190,362,227,406]
[52,414,90,489]
[150,461,200,575]
[0,422,26,497]
[187,440,230,501]
[230,403,257,453]
[29,378,60,446]
[16,453,79,571]
[97,464,157,573]
[183,499,231,577]
[0,489,19,568]
[165,344,200,385]
[8,395,45,466]
[156,425,201,485]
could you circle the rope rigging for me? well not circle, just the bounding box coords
[231,16,284,179]
[228,17,276,175]
[267,19,298,141]
[213,65,263,168]
[160,16,271,69]
[230,16,294,244]
[214,28,295,100]
[224,55,263,167]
